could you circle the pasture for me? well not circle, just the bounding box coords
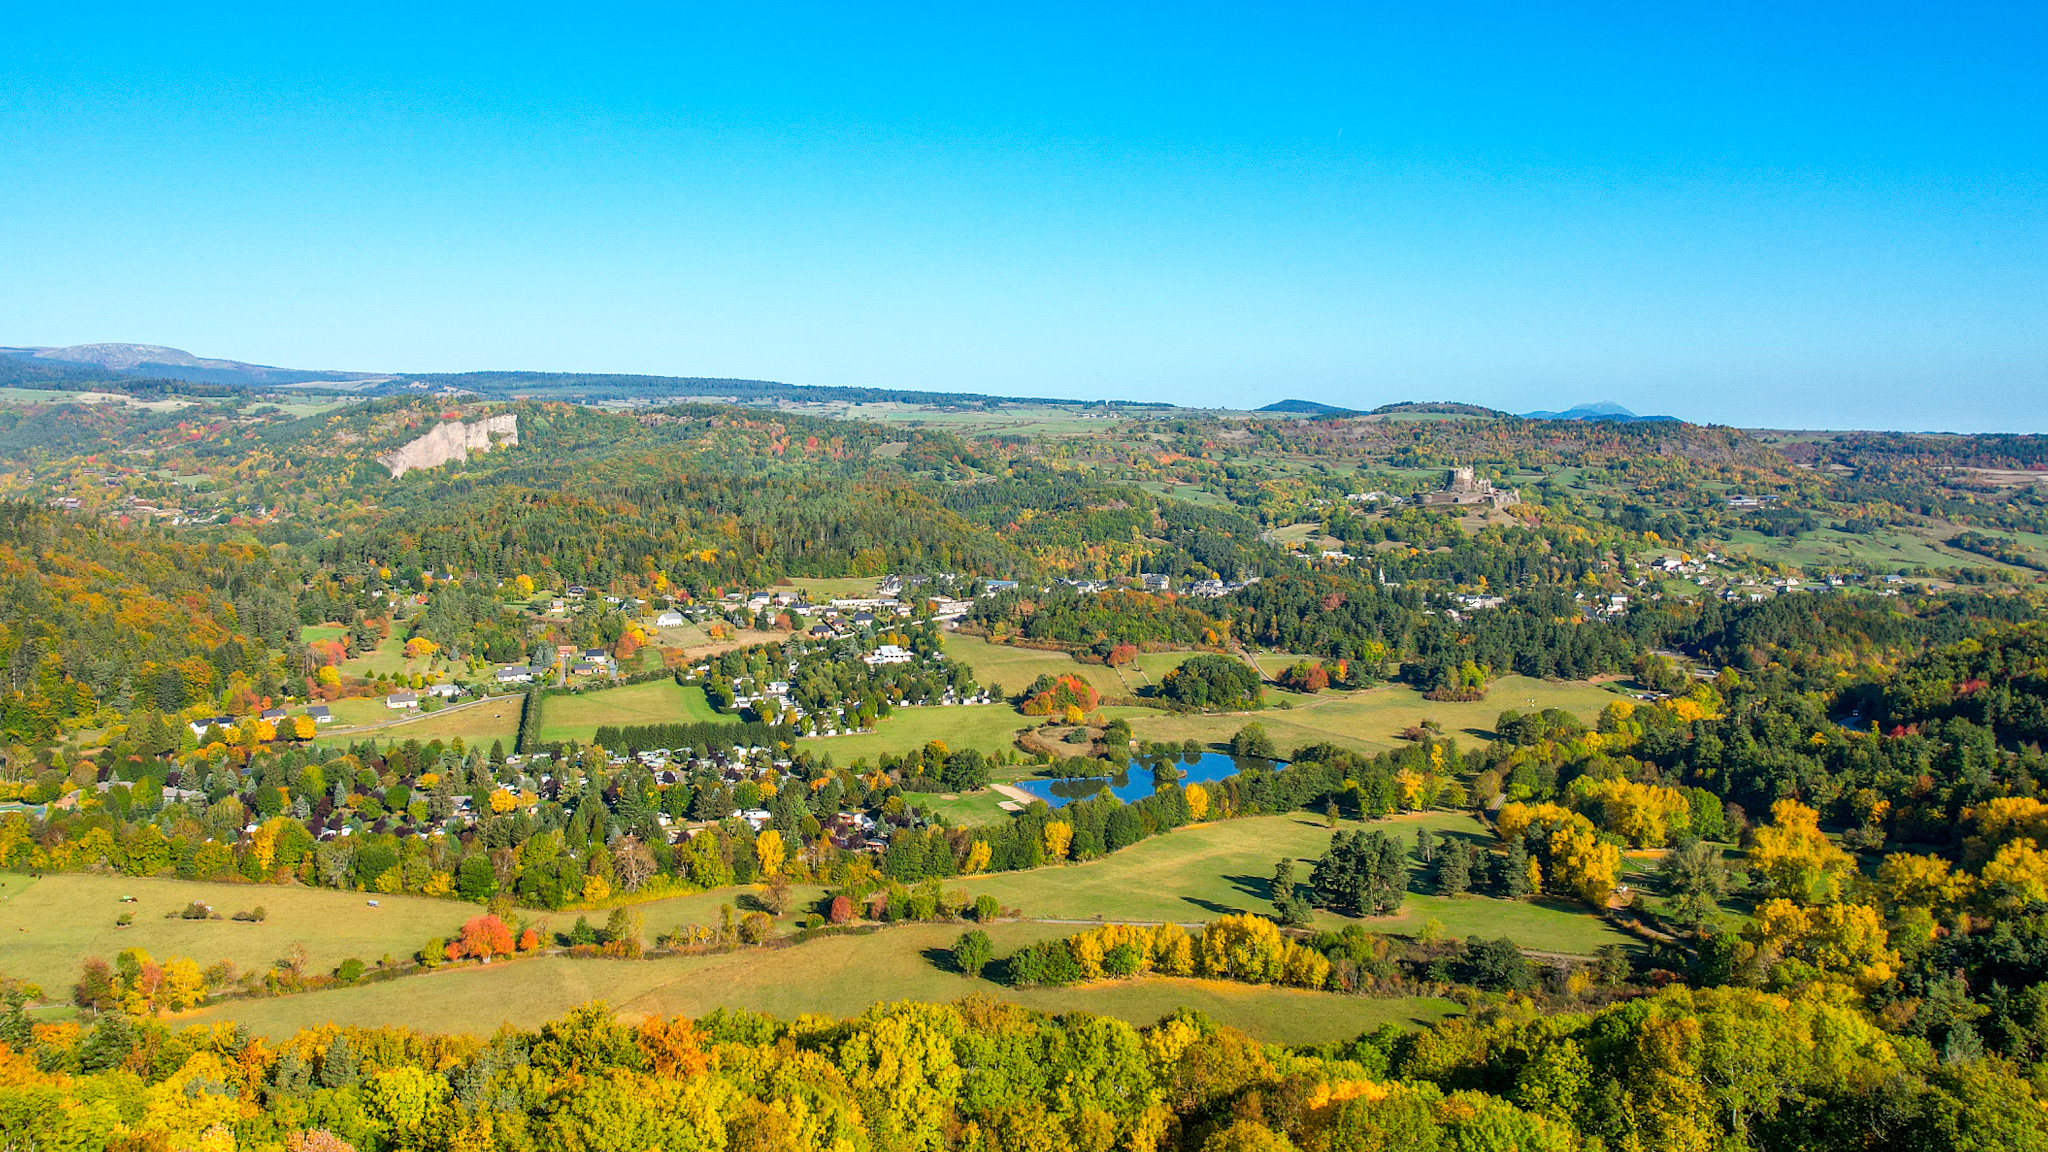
[0,874,473,995]
[1720,524,2033,576]
[1127,675,1621,755]
[183,919,1456,1045]
[796,703,1028,761]
[537,681,731,743]
[939,633,1128,699]
[956,811,1633,956]
[313,697,522,751]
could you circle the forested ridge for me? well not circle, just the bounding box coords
[4,989,2039,1151]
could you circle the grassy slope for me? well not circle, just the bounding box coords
[796,703,1028,761]
[1127,675,1621,756]
[0,874,474,993]
[183,920,1456,1045]
[941,634,1128,699]
[957,812,1633,956]
[315,698,523,750]
[537,681,731,743]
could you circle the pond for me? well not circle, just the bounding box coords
[1009,751,1282,808]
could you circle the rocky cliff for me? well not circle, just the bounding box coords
[376,414,519,478]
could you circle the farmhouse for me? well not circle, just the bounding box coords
[495,665,535,684]
[655,610,685,626]
[306,705,332,725]
[385,690,418,709]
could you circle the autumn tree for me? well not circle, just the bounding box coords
[1749,799,1855,904]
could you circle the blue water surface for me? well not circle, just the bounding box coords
[1009,752,1281,808]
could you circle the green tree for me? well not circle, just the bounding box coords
[953,929,994,978]
[1438,845,1472,897]
[456,853,498,901]
[1230,723,1278,759]
[1659,835,1734,931]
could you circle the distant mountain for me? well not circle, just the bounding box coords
[0,343,386,388]
[0,342,1184,409]
[1520,401,1679,423]
[1368,401,1508,417]
[1256,399,1360,416]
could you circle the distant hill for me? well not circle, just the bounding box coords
[1368,401,1508,418]
[0,343,387,388]
[1520,401,1680,423]
[403,370,1175,409]
[0,342,1184,409]
[1256,399,1361,416]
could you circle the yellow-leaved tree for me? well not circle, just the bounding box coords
[963,841,992,874]
[1964,796,2048,864]
[1043,821,1073,861]
[1747,898,1898,990]
[1571,778,1692,847]
[1748,800,1855,904]
[1981,838,2048,907]
[755,829,786,878]
[1548,822,1622,907]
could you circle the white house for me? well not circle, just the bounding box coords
[495,665,535,684]
[385,690,418,710]
[307,705,332,725]
[655,610,685,627]
[863,644,914,666]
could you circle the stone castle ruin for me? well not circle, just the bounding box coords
[1419,466,1518,510]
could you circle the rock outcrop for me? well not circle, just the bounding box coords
[376,414,519,478]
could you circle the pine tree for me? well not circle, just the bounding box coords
[0,991,31,1049]
[320,1033,358,1087]
[1416,826,1436,865]
[1438,845,1472,897]
[1271,857,1309,925]
[1505,836,1532,898]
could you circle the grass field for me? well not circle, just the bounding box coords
[796,703,1029,761]
[0,874,474,994]
[1127,675,1620,755]
[940,634,1129,699]
[183,919,1456,1044]
[339,637,436,680]
[1720,525,2033,576]
[1135,481,1234,509]
[956,811,1633,956]
[1123,650,1209,692]
[537,681,732,743]
[914,790,1016,826]
[314,698,522,750]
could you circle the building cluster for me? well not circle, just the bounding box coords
[1418,467,1519,510]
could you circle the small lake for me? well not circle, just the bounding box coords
[1009,752,1282,808]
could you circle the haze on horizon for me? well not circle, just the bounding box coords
[2,2,2043,432]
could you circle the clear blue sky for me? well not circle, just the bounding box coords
[2,3,2042,429]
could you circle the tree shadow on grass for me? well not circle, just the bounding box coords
[1180,896,1245,917]
[1222,873,1274,902]
[921,946,963,974]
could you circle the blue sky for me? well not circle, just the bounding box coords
[2,3,2042,429]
